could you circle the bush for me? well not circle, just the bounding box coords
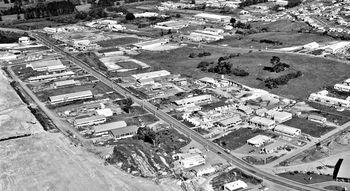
[231,68,249,76]
[125,12,135,20]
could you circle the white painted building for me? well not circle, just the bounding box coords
[26,59,66,72]
[131,70,171,80]
[273,124,301,137]
[53,79,79,88]
[249,116,276,129]
[174,95,212,106]
[18,36,31,45]
[28,71,75,82]
[308,90,350,108]
[266,110,292,123]
[215,116,242,129]
[49,90,93,104]
[224,180,248,191]
[247,134,272,147]
[74,115,107,128]
[174,153,206,169]
[95,108,114,117]
[334,83,350,92]
[194,13,231,23]
[134,38,169,50]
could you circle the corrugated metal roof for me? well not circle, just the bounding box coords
[109,125,139,136]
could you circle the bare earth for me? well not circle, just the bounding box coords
[0,70,180,191]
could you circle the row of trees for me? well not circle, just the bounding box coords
[264,70,302,89]
[239,0,268,8]
[24,1,76,20]
[263,56,290,73]
[75,7,107,21]
[189,51,211,58]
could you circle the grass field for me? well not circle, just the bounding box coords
[35,82,121,102]
[212,32,334,49]
[250,20,312,33]
[278,172,333,184]
[213,128,277,151]
[117,61,141,69]
[283,118,336,137]
[96,37,140,48]
[134,46,350,99]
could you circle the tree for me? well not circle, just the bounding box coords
[270,56,280,66]
[122,97,133,113]
[125,12,135,20]
[230,18,236,25]
[135,127,156,145]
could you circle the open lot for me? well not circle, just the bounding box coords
[283,118,336,138]
[213,128,277,151]
[250,20,312,33]
[212,32,334,49]
[96,37,140,48]
[134,46,350,99]
[278,171,333,184]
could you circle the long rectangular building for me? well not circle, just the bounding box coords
[74,115,106,128]
[26,59,66,72]
[28,71,75,82]
[194,13,231,23]
[309,92,350,108]
[49,90,93,104]
[174,95,212,106]
[249,116,276,129]
[93,121,127,136]
[131,70,171,80]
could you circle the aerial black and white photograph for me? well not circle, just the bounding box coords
[0,0,350,190]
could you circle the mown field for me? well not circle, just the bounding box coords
[133,46,350,99]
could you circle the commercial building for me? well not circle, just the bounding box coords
[308,114,327,123]
[175,153,206,169]
[49,90,93,104]
[174,95,212,106]
[18,36,30,45]
[74,115,107,128]
[273,124,301,137]
[262,142,286,154]
[110,125,139,140]
[28,71,75,82]
[53,79,79,88]
[194,13,231,23]
[188,31,224,42]
[266,110,292,123]
[134,39,169,50]
[131,70,171,81]
[154,20,189,30]
[308,91,350,108]
[223,180,248,191]
[137,78,155,86]
[95,108,114,117]
[333,157,350,182]
[215,116,242,129]
[92,120,127,136]
[26,59,66,72]
[334,83,350,92]
[247,135,272,147]
[249,116,276,129]
[192,164,216,176]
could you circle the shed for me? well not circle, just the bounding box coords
[274,124,301,137]
[247,135,272,147]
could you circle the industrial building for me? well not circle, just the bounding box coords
[249,116,276,129]
[154,20,189,30]
[26,59,66,72]
[308,114,327,123]
[134,39,169,50]
[246,135,272,147]
[74,115,107,128]
[53,79,79,88]
[308,90,350,108]
[95,108,114,117]
[273,124,301,137]
[174,95,212,106]
[262,142,286,154]
[223,180,248,191]
[28,71,75,82]
[49,90,93,104]
[333,157,350,182]
[194,13,231,23]
[215,116,242,129]
[92,120,127,137]
[266,110,292,123]
[175,153,206,169]
[131,70,171,81]
[188,31,224,42]
[110,125,139,139]
[334,83,350,92]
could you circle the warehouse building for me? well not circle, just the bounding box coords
[49,90,93,104]
[192,164,216,176]
[273,124,301,137]
[194,13,231,23]
[224,180,248,191]
[188,31,224,42]
[131,70,171,81]
[174,153,206,169]
[134,39,169,50]
[247,135,272,147]
[53,79,79,88]
[74,115,106,128]
[249,116,276,129]
[92,120,128,137]
[174,95,212,106]
[110,125,139,140]
[308,90,350,108]
[308,114,327,123]
[215,116,242,129]
[26,59,66,72]
[266,110,292,123]
[28,71,75,82]
[262,142,286,154]
[333,158,350,182]
[95,108,114,117]
[334,83,350,92]
[154,20,189,30]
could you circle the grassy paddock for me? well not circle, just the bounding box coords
[283,118,336,137]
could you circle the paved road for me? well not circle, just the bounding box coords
[30,32,328,191]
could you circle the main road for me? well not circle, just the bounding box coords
[30,32,325,191]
